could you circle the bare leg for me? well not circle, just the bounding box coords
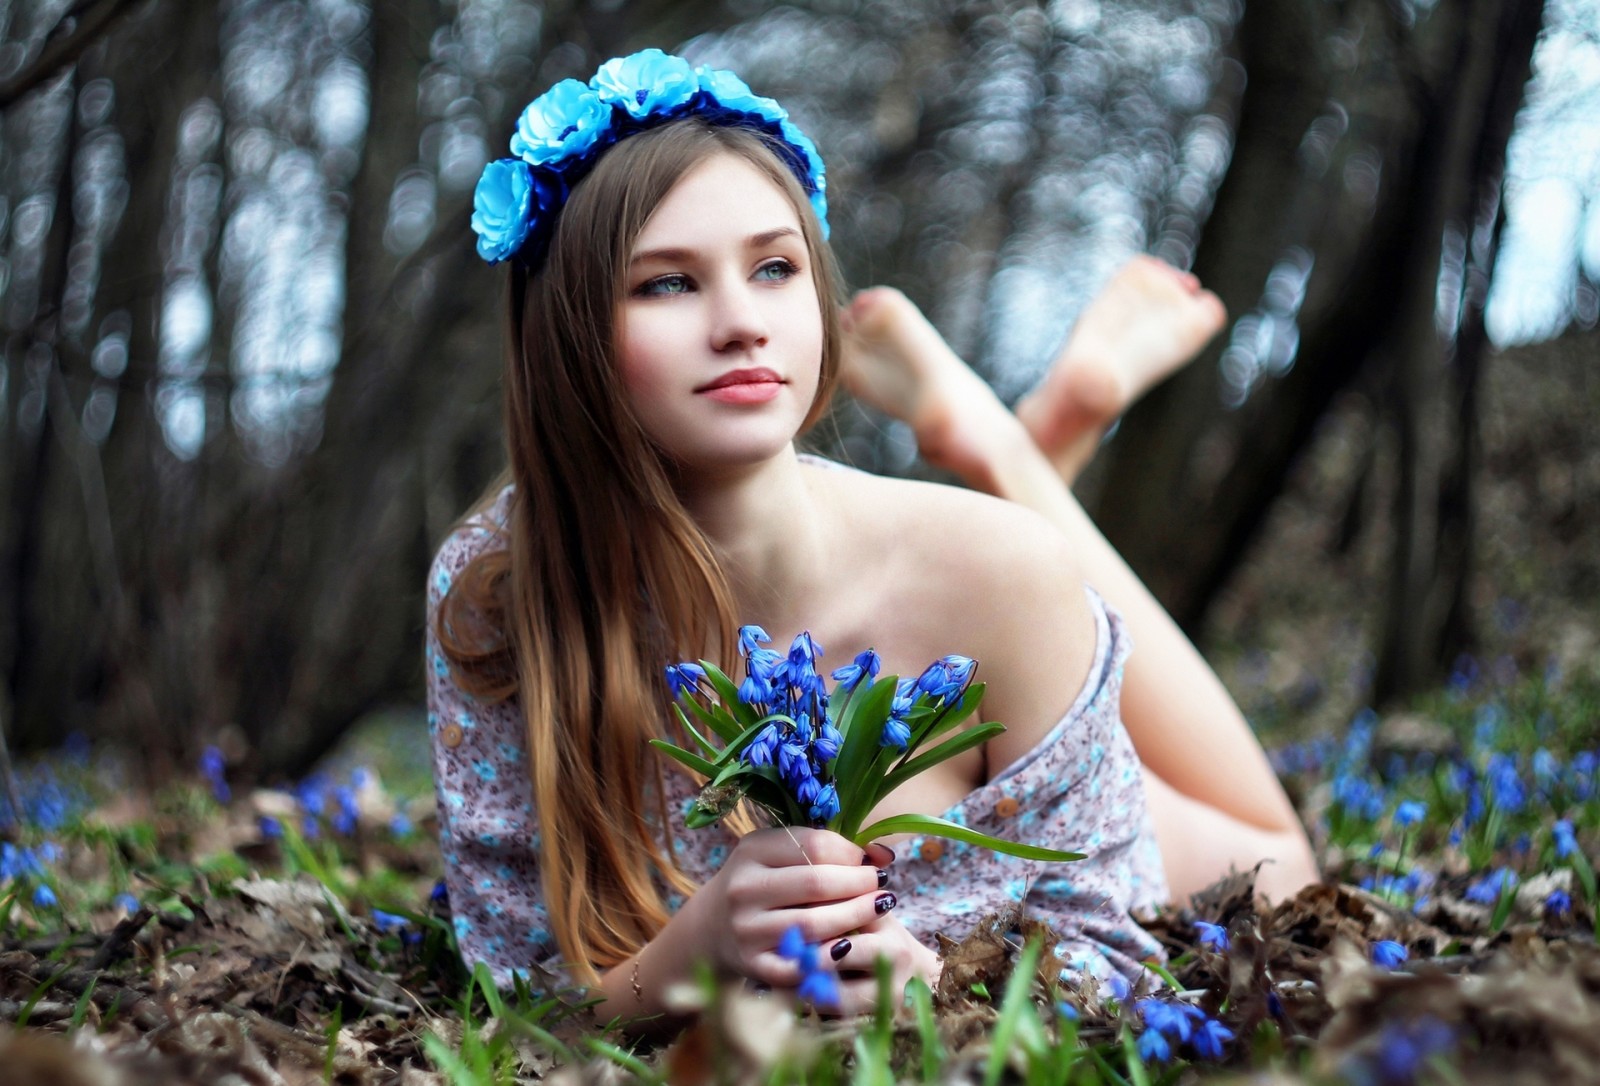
[1013,256,1226,482]
[838,281,1318,904]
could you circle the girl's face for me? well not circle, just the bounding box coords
[617,153,824,473]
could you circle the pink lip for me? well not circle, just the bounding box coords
[696,367,783,392]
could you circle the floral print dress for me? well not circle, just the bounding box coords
[426,469,1170,991]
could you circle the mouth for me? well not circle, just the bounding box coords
[696,367,784,392]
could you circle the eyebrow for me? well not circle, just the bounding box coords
[629,227,802,266]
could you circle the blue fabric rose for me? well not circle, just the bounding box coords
[590,48,698,120]
[695,67,786,125]
[510,78,611,166]
[472,158,547,264]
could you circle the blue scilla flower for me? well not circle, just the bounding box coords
[1465,867,1518,904]
[747,647,782,682]
[742,723,781,768]
[113,892,140,913]
[33,884,57,908]
[1533,749,1560,792]
[430,879,450,906]
[1139,999,1204,1043]
[258,815,284,840]
[1395,800,1427,828]
[797,967,839,1007]
[390,812,413,836]
[738,625,771,656]
[1195,920,1230,951]
[1371,940,1408,969]
[786,630,823,669]
[1486,753,1525,813]
[791,771,823,807]
[590,48,699,120]
[1376,1017,1454,1083]
[1546,888,1572,916]
[880,716,911,750]
[1,843,41,882]
[333,786,359,836]
[831,648,881,692]
[737,673,772,705]
[372,909,409,933]
[812,722,843,763]
[1106,974,1131,1003]
[808,782,840,824]
[510,78,611,166]
[664,661,707,699]
[1554,819,1578,859]
[1136,1027,1171,1063]
[200,745,230,804]
[777,736,810,782]
[1191,1017,1235,1060]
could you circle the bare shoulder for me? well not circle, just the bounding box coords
[807,464,1097,758]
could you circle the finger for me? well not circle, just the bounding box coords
[861,841,896,868]
[745,827,873,868]
[770,890,897,945]
[744,861,884,909]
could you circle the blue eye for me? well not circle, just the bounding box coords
[756,259,798,281]
[636,274,692,297]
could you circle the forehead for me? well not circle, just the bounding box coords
[631,153,802,252]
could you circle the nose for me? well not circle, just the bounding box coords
[709,279,770,354]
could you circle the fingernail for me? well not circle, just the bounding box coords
[875,892,897,914]
[752,981,772,995]
[876,868,889,889]
[830,938,852,961]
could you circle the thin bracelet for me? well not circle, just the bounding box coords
[630,949,645,1004]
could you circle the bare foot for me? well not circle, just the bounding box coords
[839,288,1027,492]
[1015,256,1227,482]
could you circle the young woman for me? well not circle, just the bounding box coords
[427,49,1316,1026]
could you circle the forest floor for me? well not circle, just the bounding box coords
[1,329,1598,1084]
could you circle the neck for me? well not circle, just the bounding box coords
[672,447,827,628]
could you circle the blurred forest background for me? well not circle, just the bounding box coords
[1,0,1596,781]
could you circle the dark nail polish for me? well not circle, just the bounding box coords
[876,868,889,888]
[752,981,772,995]
[875,892,897,914]
[830,938,852,962]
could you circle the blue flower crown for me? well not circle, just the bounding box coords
[472,49,829,266]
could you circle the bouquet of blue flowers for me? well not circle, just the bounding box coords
[654,627,1082,862]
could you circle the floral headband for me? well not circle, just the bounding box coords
[472,49,829,266]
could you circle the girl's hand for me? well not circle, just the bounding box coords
[817,912,942,1016]
[689,828,895,986]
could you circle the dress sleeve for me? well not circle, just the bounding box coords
[888,588,1169,987]
[426,513,569,990]
[1005,590,1169,983]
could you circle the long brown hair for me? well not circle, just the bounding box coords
[434,119,844,985]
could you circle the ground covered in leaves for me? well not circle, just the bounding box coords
[3,668,1599,1085]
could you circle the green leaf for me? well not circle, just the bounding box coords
[851,814,1084,863]
[830,675,899,835]
[708,713,790,768]
[648,739,718,780]
[905,682,986,757]
[985,937,1042,1086]
[906,977,944,1083]
[699,660,760,729]
[672,704,721,760]
[881,722,1005,796]
[681,693,742,745]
